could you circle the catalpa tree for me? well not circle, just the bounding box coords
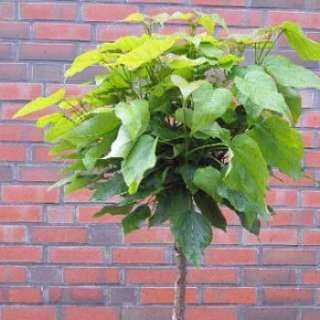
[14,11,320,320]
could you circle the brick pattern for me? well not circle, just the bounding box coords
[0,1,319,320]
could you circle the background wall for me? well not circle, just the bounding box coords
[0,1,319,320]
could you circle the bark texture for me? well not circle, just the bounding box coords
[172,245,187,320]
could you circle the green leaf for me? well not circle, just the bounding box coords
[192,82,232,134]
[194,191,226,231]
[123,12,145,23]
[100,35,147,53]
[235,70,290,118]
[122,134,158,194]
[64,110,120,145]
[115,99,149,140]
[264,55,320,90]
[66,175,97,193]
[106,126,134,159]
[149,186,190,227]
[197,14,216,34]
[94,204,133,218]
[65,49,103,78]
[199,44,224,59]
[44,117,74,143]
[117,37,176,69]
[197,122,231,144]
[13,89,65,118]
[249,115,304,179]
[36,112,64,128]
[176,164,198,193]
[193,166,222,202]
[224,134,268,208]
[278,86,302,125]
[175,108,193,128]
[282,21,320,61]
[170,209,212,266]
[165,55,207,70]
[91,173,127,201]
[122,205,151,234]
[171,75,205,100]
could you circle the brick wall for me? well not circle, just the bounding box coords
[0,1,319,320]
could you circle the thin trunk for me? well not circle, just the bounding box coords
[172,245,187,320]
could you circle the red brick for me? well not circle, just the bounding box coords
[203,287,257,304]
[304,230,320,245]
[302,191,320,207]
[0,206,42,223]
[0,22,29,39]
[262,249,317,265]
[192,0,245,5]
[141,287,197,304]
[5,287,42,304]
[216,9,263,27]
[32,145,55,162]
[97,24,143,42]
[0,83,42,100]
[49,287,103,304]
[186,307,237,320]
[49,247,104,264]
[305,151,320,167]
[0,246,42,263]
[125,227,173,244]
[251,0,304,8]
[302,310,320,320]
[302,111,320,128]
[0,43,12,60]
[267,189,298,206]
[2,307,56,320]
[303,270,320,285]
[269,209,313,226]
[188,268,239,284]
[64,267,119,284]
[243,229,298,245]
[269,171,315,187]
[0,3,15,19]
[303,131,314,148]
[128,0,183,2]
[263,288,313,304]
[2,185,59,203]
[0,266,26,283]
[127,268,176,284]
[21,3,76,20]
[212,228,240,244]
[47,83,92,97]
[0,144,26,161]
[64,307,118,320]
[244,268,296,285]
[82,4,138,22]
[0,124,42,142]
[18,166,60,182]
[113,247,166,264]
[20,42,77,61]
[205,248,257,265]
[268,11,320,30]
[0,63,28,81]
[34,23,91,41]
[244,307,298,320]
[47,206,74,224]
[32,227,87,244]
[0,226,26,243]
[77,206,122,224]
[63,188,93,203]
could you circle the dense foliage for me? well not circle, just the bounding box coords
[15,12,320,265]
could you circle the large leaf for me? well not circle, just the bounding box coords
[171,75,205,100]
[13,89,65,118]
[106,126,133,159]
[249,115,304,179]
[115,99,149,140]
[117,37,176,69]
[282,21,320,61]
[235,70,290,118]
[94,204,133,218]
[65,175,97,193]
[191,82,232,134]
[63,110,120,145]
[264,55,320,90]
[91,173,127,201]
[149,186,190,226]
[65,49,103,78]
[278,86,302,125]
[122,205,151,234]
[194,191,226,231]
[224,134,268,208]
[170,209,212,266]
[193,166,221,201]
[121,134,158,194]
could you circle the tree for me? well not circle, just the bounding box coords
[14,11,320,320]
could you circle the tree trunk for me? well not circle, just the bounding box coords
[172,245,187,320]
